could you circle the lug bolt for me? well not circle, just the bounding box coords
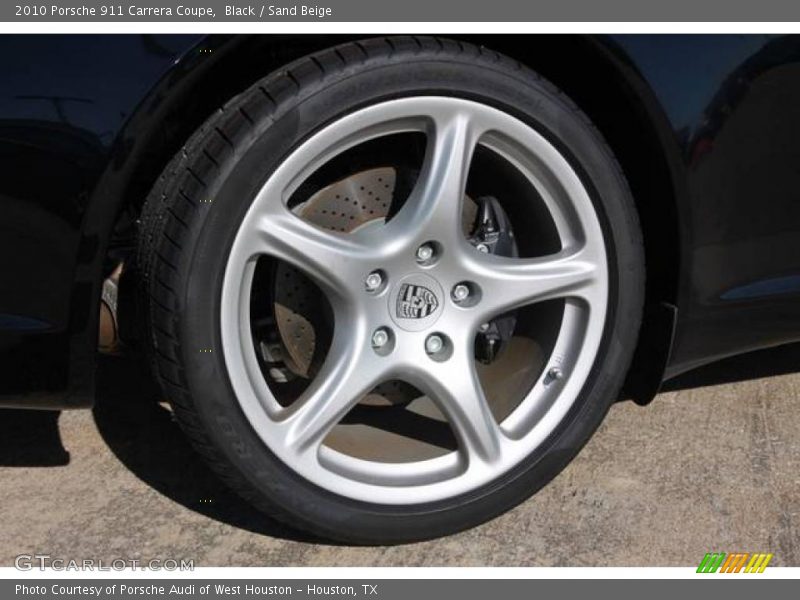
[416,244,434,262]
[372,328,390,348]
[548,366,564,380]
[365,271,383,292]
[425,334,444,355]
[479,322,490,332]
[452,284,470,303]
[476,243,490,253]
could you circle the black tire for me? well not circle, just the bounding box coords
[136,36,644,544]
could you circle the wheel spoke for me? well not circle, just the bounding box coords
[246,204,368,297]
[387,109,482,242]
[468,247,601,320]
[278,328,386,454]
[413,347,503,466]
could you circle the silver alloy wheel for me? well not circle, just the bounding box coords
[220,97,609,504]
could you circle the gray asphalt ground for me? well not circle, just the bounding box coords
[1,345,798,567]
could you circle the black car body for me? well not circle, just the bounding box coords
[3,34,800,408]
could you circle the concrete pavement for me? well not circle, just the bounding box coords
[1,345,798,566]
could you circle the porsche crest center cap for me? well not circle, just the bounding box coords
[388,273,444,332]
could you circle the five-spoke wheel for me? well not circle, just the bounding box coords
[221,97,609,504]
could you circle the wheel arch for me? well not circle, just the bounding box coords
[476,35,684,404]
[71,35,355,402]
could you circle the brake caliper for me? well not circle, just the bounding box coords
[470,196,518,364]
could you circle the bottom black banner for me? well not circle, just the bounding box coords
[3,579,796,600]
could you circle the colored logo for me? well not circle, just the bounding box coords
[697,552,773,573]
[396,283,439,319]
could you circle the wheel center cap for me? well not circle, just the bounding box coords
[388,273,444,332]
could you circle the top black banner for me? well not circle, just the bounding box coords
[6,0,800,22]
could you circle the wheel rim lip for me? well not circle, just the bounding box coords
[220,96,609,505]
